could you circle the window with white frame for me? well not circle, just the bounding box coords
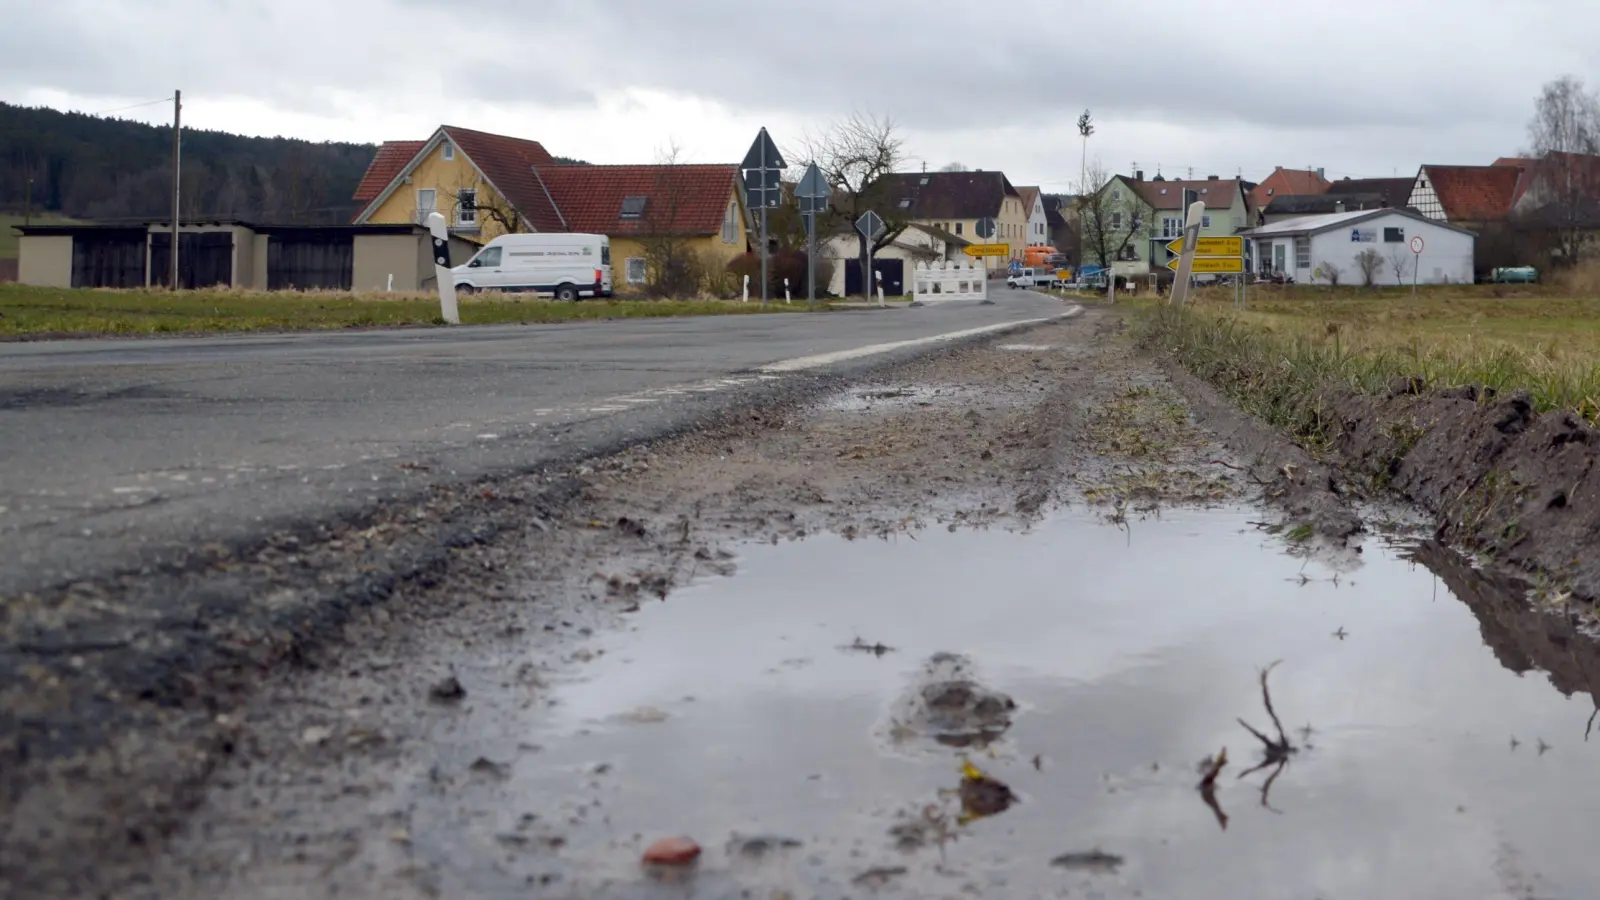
[722,202,738,243]
[1162,216,1182,238]
[626,258,647,285]
[1294,236,1311,269]
[442,142,455,161]
[1111,211,1123,230]
[455,188,477,226]
[416,188,437,220]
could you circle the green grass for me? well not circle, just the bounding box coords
[0,284,814,337]
[1133,286,1600,439]
[1,212,81,260]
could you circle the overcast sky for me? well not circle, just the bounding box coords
[3,0,1596,190]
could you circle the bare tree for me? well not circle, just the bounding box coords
[939,162,969,172]
[1316,261,1342,286]
[791,112,907,298]
[637,140,704,299]
[1387,245,1412,283]
[1526,75,1600,265]
[443,177,524,237]
[1075,160,1143,275]
[1354,248,1383,286]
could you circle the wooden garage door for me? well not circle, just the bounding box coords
[149,232,234,289]
[70,230,147,288]
[267,235,354,291]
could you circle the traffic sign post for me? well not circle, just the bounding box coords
[741,128,786,306]
[974,217,998,274]
[795,162,830,307]
[857,210,886,305]
[1410,234,1425,300]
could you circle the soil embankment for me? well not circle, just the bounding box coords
[1144,306,1600,611]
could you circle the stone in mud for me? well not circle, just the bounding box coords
[881,652,1017,750]
[726,833,802,859]
[642,836,701,865]
[1051,850,1124,873]
[429,676,466,703]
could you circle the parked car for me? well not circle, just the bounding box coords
[452,233,612,300]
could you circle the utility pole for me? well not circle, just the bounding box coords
[170,89,182,290]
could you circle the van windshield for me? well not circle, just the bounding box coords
[470,247,501,268]
[601,245,611,266]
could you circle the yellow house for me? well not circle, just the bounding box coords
[886,170,1028,270]
[350,126,751,290]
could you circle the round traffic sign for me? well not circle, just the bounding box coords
[1409,235,1425,254]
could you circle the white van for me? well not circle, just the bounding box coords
[452,233,612,300]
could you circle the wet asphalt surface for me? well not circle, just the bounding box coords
[328,507,1598,899]
[0,296,1062,597]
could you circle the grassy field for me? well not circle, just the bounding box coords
[1134,280,1600,432]
[0,284,814,337]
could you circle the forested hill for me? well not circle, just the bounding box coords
[0,102,381,225]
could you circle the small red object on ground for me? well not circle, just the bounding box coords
[642,836,701,865]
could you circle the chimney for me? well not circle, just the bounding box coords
[1207,174,1219,181]
[1135,169,1144,181]
[1316,167,1325,179]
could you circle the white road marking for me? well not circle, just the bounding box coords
[756,310,1080,373]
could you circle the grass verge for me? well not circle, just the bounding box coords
[0,284,812,337]
[1135,289,1600,436]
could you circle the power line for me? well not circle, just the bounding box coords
[86,96,175,117]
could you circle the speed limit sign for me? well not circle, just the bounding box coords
[1410,235,1425,254]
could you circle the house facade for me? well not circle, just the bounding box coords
[885,170,1027,270]
[1017,186,1050,247]
[351,125,749,292]
[1080,173,1252,275]
[1241,208,1474,285]
[1078,174,1155,278]
[1407,164,1526,225]
[821,222,968,296]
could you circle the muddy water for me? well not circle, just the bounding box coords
[427,509,1600,899]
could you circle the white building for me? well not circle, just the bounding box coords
[1017,186,1050,247]
[1241,208,1475,285]
[822,223,969,296]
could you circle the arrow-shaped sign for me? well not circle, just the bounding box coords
[1165,235,1244,257]
[1166,255,1244,273]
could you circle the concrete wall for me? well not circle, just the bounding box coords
[1309,216,1474,285]
[251,233,269,289]
[18,235,72,287]
[353,233,428,292]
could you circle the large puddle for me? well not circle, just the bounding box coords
[419,508,1600,898]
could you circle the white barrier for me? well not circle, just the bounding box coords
[912,260,989,302]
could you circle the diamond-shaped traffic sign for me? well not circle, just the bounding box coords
[856,210,885,241]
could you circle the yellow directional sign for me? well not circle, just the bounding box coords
[1055,268,1072,280]
[963,243,1009,258]
[1165,235,1244,257]
[1166,255,1244,273]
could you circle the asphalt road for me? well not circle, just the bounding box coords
[0,295,1068,596]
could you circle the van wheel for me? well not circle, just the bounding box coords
[555,284,579,302]
[456,284,477,295]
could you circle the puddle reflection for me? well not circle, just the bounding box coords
[437,508,1600,898]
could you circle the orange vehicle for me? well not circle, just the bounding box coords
[1023,245,1059,268]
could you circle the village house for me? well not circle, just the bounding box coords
[1241,207,1475,285]
[1082,171,1252,276]
[350,125,750,291]
[1016,186,1050,248]
[821,222,968,296]
[1247,167,1329,213]
[882,170,1027,270]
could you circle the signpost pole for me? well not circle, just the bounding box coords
[760,204,769,307]
[1410,235,1425,301]
[806,213,816,308]
[866,238,874,305]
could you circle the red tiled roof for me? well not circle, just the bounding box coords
[1246,167,1329,210]
[353,140,425,202]
[441,126,564,232]
[534,164,740,236]
[1421,165,1525,221]
[1131,177,1247,210]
